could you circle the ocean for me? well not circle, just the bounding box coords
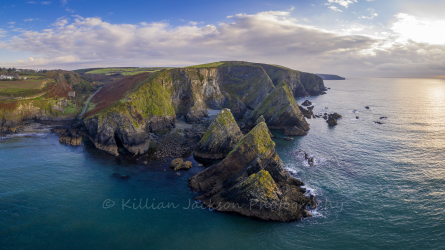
[1,78,444,249]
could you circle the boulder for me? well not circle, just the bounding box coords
[326,117,338,126]
[301,100,312,106]
[193,109,243,160]
[170,159,193,171]
[170,158,183,169]
[189,122,315,222]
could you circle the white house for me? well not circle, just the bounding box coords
[0,75,13,80]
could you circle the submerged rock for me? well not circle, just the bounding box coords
[189,122,315,222]
[193,109,243,160]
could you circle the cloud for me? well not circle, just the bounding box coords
[0,29,7,38]
[52,17,69,27]
[327,0,357,8]
[329,6,343,12]
[0,11,443,78]
[391,13,445,44]
[359,8,379,19]
[65,8,74,13]
[24,18,40,22]
[8,22,15,25]
[41,1,51,5]
[61,0,67,5]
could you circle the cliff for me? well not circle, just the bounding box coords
[0,70,97,134]
[193,108,243,160]
[316,74,346,80]
[248,82,309,135]
[81,61,323,156]
[189,122,315,221]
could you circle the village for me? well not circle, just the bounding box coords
[0,74,28,80]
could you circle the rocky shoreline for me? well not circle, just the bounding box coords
[0,61,332,222]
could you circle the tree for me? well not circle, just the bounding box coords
[45,71,55,78]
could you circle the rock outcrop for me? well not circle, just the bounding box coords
[301,100,312,106]
[194,109,243,160]
[248,83,309,136]
[170,158,193,171]
[326,113,342,126]
[189,122,315,222]
[59,132,82,146]
[298,105,314,119]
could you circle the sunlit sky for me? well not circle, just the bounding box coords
[0,0,444,77]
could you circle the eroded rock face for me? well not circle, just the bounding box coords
[248,83,309,136]
[298,105,314,119]
[193,108,243,160]
[59,132,82,146]
[83,112,172,156]
[189,122,315,222]
[81,61,323,155]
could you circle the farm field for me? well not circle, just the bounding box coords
[82,67,170,76]
[0,80,44,90]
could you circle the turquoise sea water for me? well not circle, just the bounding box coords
[1,78,445,249]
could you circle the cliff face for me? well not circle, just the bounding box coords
[189,122,315,221]
[0,71,94,134]
[248,83,309,135]
[193,109,243,160]
[257,63,326,96]
[82,61,324,156]
[0,100,75,133]
[82,76,176,156]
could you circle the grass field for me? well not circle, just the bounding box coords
[185,62,224,68]
[83,67,170,75]
[0,80,48,98]
[0,80,44,90]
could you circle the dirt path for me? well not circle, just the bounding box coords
[79,87,102,118]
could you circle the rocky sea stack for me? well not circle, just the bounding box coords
[189,122,315,222]
[248,83,310,136]
[194,108,243,160]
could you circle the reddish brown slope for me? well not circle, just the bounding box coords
[82,73,150,118]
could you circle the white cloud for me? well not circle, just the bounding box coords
[24,18,39,22]
[61,0,67,5]
[0,29,7,38]
[391,13,445,45]
[8,22,15,25]
[65,8,74,13]
[52,17,69,27]
[0,11,444,78]
[41,1,51,5]
[327,0,357,8]
[329,6,343,12]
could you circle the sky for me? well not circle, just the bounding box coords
[0,0,444,78]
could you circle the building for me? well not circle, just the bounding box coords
[13,75,21,80]
[0,75,13,80]
[68,91,76,97]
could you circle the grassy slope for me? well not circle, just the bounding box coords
[83,61,321,122]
